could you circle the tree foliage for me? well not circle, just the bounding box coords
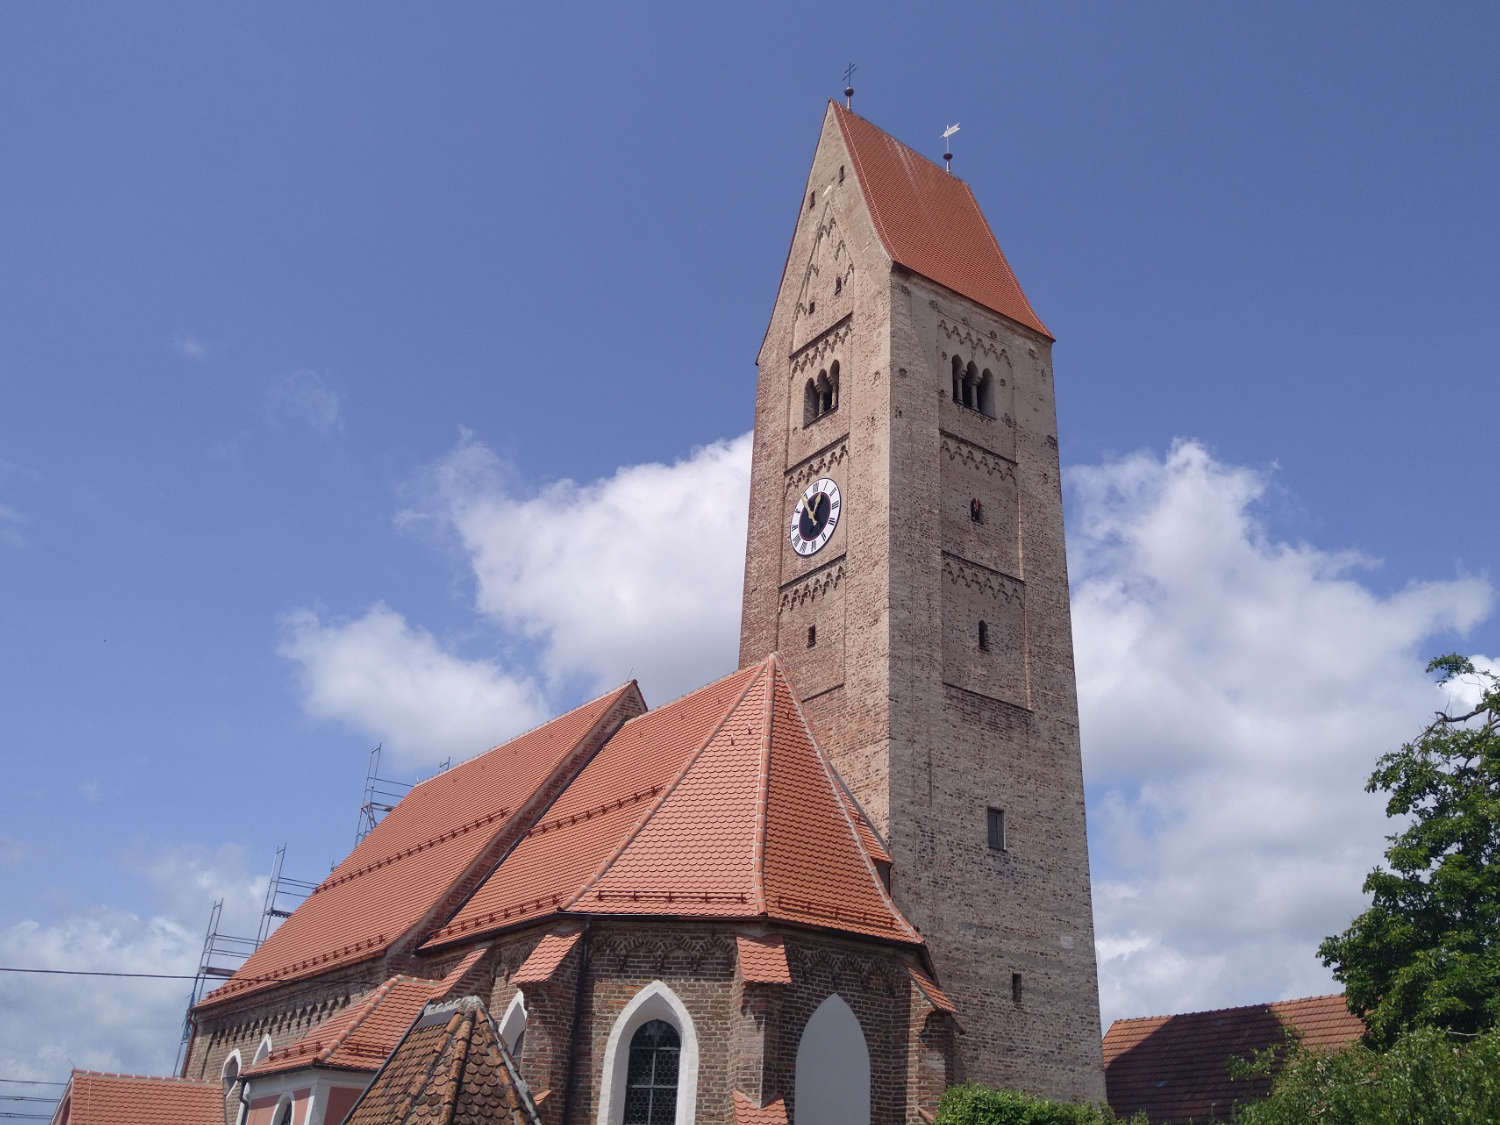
[1231,1024,1500,1124]
[1318,654,1500,1047]
[933,1084,1144,1125]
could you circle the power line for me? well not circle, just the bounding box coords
[0,967,291,984]
[0,1098,56,1105]
[0,1085,64,1089]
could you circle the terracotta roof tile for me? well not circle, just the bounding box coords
[1102,993,1364,1123]
[510,928,581,984]
[733,1091,788,1125]
[736,934,791,985]
[425,656,919,948]
[341,998,537,1125]
[907,963,957,1016]
[199,686,635,1007]
[422,664,764,947]
[832,102,1050,338]
[57,1072,220,1125]
[246,951,489,1079]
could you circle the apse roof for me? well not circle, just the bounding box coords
[831,102,1051,338]
[52,1072,220,1125]
[341,998,538,1125]
[1102,993,1365,1123]
[198,684,638,1008]
[245,949,487,1078]
[425,655,918,948]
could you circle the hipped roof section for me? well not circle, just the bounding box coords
[426,655,919,947]
[831,102,1051,339]
[199,684,638,1008]
[53,1072,220,1125]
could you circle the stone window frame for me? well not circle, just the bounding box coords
[252,1035,273,1066]
[220,1050,242,1094]
[596,980,699,1125]
[271,1094,295,1125]
[499,990,528,1058]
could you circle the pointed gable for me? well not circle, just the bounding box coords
[341,998,538,1125]
[201,684,640,1008]
[832,102,1050,338]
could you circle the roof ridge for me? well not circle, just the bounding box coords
[565,660,771,911]
[1108,992,1351,1028]
[312,811,512,894]
[750,656,776,915]
[70,1072,213,1083]
[769,660,922,944]
[404,682,636,793]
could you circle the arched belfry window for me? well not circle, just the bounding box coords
[598,981,699,1125]
[977,368,995,418]
[963,361,978,410]
[794,994,870,1124]
[951,355,963,403]
[806,365,839,426]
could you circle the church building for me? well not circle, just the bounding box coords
[56,98,1105,1125]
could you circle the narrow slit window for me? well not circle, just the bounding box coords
[988,807,1006,851]
[1012,972,1023,1005]
[807,624,817,648]
[970,498,983,524]
[978,621,989,651]
[808,191,816,210]
[839,164,845,183]
[834,274,842,295]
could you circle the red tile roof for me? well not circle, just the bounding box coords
[425,656,919,948]
[55,1072,220,1125]
[908,963,957,1016]
[199,685,637,1008]
[511,928,581,984]
[736,934,791,984]
[832,102,1050,338]
[1102,993,1364,1123]
[341,998,537,1125]
[247,950,489,1078]
[733,1092,788,1125]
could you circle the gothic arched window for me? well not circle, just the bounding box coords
[623,1020,680,1124]
[794,994,870,1124]
[598,981,698,1125]
[220,1052,241,1093]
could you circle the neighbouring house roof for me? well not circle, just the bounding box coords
[52,1072,220,1125]
[341,998,538,1125]
[245,949,488,1078]
[199,685,639,1008]
[1102,993,1365,1123]
[424,655,920,948]
[831,102,1050,338]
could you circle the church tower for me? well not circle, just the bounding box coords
[740,103,1105,1101]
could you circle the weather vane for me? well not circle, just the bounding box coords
[942,123,960,173]
[843,62,857,109]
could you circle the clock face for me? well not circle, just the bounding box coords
[789,477,841,556]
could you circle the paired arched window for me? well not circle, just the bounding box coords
[950,356,996,419]
[598,981,698,1125]
[794,994,870,1124]
[803,361,840,426]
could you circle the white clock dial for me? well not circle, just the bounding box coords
[788,477,841,557]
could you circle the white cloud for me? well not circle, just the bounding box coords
[278,603,550,767]
[172,334,207,360]
[1070,440,1493,1028]
[265,370,343,435]
[415,430,753,704]
[0,845,267,1082]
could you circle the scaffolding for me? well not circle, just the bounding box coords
[256,844,318,947]
[354,743,411,846]
[175,899,257,1073]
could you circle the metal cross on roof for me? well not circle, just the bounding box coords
[942,122,960,173]
[843,62,857,108]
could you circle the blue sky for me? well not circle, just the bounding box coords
[2,1,1497,1083]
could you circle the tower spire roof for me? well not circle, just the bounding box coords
[831,102,1051,338]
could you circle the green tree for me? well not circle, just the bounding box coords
[933,1084,1143,1125]
[1318,654,1500,1047]
[1231,1025,1500,1125]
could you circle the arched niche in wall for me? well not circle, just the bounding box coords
[794,993,870,1124]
